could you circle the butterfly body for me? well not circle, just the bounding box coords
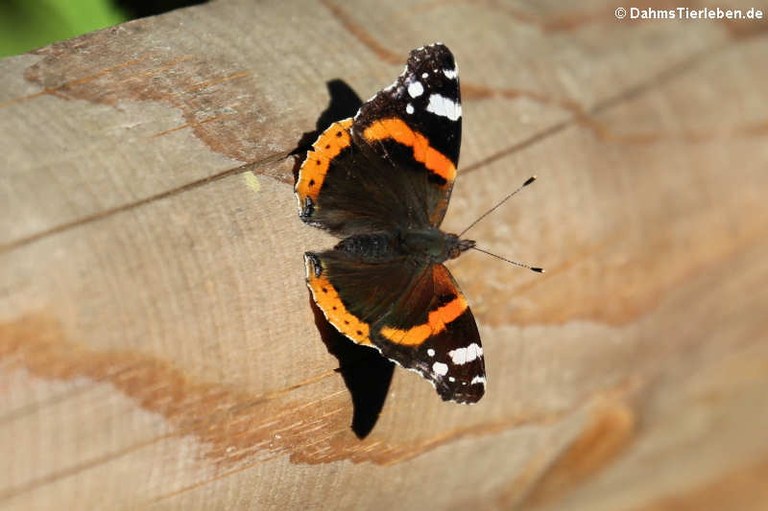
[296,44,486,403]
[329,229,473,264]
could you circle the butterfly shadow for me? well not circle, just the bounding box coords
[309,298,394,438]
[295,80,395,439]
[291,79,364,180]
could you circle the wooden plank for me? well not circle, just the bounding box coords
[2,0,768,509]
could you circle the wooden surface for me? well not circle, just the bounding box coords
[2,1,768,509]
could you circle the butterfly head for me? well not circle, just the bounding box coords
[396,229,474,264]
[446,234,475,260]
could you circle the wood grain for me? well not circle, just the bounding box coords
[2,0,767,509]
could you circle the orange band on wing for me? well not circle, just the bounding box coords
[363,118,456,183]
[295,118,353,205]
[379,295,467,346]
[306,260,372,346]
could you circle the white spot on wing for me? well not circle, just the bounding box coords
[449,347,467,365]
[407,81,424,98]
[426,93,461,121]
[427,348,435,357]
[443,67,458,80]
[432,362,449,376]
[448,343,482,365]
[471,375,486,385]
[421,72,428,79]
[406,103,414,114]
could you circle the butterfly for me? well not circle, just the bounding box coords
[295,43,485,403]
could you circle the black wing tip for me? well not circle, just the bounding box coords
[410,43,456,64]
[414,42,451,52]
[436,377,486,404]
[439,387,485,405]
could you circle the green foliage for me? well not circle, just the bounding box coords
[0,0,127,57]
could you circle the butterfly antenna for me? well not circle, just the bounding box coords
[471,246,544,273]
[458,176,537,237]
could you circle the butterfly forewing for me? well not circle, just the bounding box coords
[353,43,462,228]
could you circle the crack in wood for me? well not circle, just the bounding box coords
[2,38,738,253]
[0,155,285,253]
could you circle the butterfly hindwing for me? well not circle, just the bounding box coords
[371,263,485,404]
[304,249,419,346]
[305,250,485,403]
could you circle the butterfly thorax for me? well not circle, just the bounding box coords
[334,229,475,264]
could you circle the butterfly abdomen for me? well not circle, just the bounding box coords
[334,233,397,261]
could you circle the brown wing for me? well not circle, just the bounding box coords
[305,251,484,404]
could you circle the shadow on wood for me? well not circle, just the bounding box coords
[310,296,394,438]
[292,79,363,163]
[294,78,392,438]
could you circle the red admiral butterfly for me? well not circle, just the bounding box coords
[296,43,486,404]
